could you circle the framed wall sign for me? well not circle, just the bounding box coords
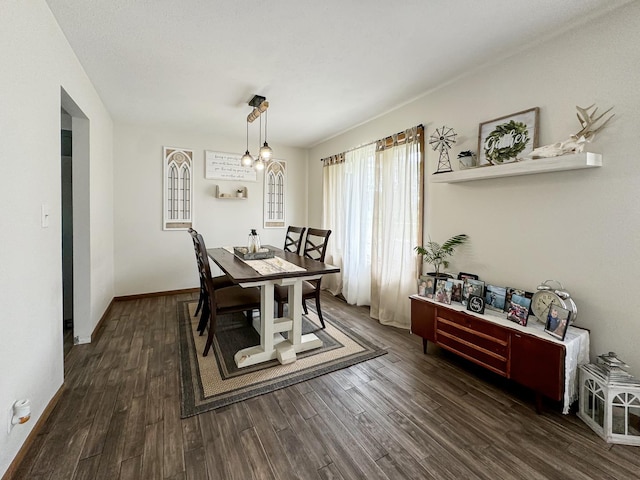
[478,107,539,165]
[205,150,257,182]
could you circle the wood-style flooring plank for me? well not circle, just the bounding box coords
[183,447,208,480]
[118,455,142,480]
[238,427,277,480]
[163,397,185,479]
[245,396,301,480]
[141,421,164,479]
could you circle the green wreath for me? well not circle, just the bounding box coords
[484,120,530,164]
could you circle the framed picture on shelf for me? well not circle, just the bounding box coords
[462,279,485,306]
[504,287,534,315]
[449,279,464,303]
[435,279,452,304]
[417,275,436,298]
[458,272,479,281]
[545,304,571,340]
[505,289,533,326]
[467,295,486,314]
[485,284,507,312]
[478,107,539,166]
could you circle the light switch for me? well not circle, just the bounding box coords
[41,204,49,228]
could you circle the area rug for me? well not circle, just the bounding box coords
[177,300,387,417]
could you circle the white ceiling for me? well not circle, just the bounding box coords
[46,0,630,148]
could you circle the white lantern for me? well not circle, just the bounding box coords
[577,352,640,446]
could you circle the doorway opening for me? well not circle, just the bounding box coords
[60,88,91,364]
[61,113,73,357]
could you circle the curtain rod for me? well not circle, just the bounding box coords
[320,124,423,162]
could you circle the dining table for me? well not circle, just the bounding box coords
[207,245,340,368]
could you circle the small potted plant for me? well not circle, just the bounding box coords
[236,188,244,198]
[414,233,469,278]
[457,150,477,169]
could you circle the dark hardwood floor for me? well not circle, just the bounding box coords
[12,291,640,479]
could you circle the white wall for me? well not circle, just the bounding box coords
[308,3,640,371]
[113,123,308,296]
[0,1,114,477]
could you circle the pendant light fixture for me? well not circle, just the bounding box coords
[243,94,272,170]
[240,119,254,167]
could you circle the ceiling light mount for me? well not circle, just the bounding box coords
[248,95,266,108]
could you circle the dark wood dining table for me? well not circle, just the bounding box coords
[207,245,339,368]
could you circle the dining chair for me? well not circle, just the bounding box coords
[188,228,233,319]
[275,228,332,328]
[283,226,306,254]
[195,234,262,356]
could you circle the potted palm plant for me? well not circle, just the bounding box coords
[414,234,469,278]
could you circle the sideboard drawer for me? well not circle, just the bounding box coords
[436,316,509,358]
[436,307,510,342]
[436,333,509,375]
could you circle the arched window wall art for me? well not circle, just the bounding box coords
[264,159,286,228]
[163,147,194,230]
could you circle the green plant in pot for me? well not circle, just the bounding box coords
[414,234,469,278]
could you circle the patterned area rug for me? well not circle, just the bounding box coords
[177,300,386,417]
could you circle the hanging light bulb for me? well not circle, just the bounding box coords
[254,157,265,170]
[240,120,253,166]
[259,109,273,160]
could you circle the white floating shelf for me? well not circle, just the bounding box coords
[430,152,602,184]
[215,185,247,199]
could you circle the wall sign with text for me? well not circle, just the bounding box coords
[478,107,539,165]
[205,150,257,182]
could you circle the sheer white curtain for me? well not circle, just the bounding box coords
[322,144,375,306]
[323,126,423,329]
[370,128,422,327]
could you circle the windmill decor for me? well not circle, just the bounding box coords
[429,126,457,174]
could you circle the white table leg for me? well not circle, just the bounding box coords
[234,276,323,368]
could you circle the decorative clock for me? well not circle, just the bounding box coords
[531,280,577,323]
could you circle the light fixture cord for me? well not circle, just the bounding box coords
[259,115,262,154]
[264,109,268,143]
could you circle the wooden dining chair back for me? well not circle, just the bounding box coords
[302,228,331,263]
[283,226,306,254]
[195,235,262,357]
[275,228,332,328]
[188,228,207,317]
[188,229,234,326]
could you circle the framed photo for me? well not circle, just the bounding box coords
[462,279,485,306]
[449,279,464,303]
[505,288,533,326]
[504,288,533,315]
[478,107,539,166]
[485,284,506,312]
[467,295,486,315]
[545,304,571,340]
[434,279,452,305]
[457,272,479,281]
[417,275,436,298]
